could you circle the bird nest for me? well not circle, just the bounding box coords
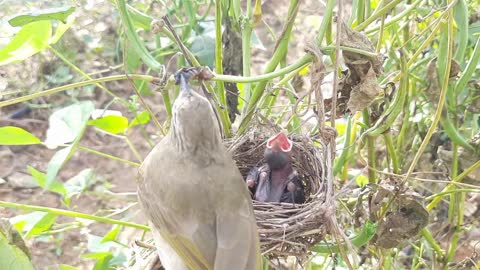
[226,130,335,259]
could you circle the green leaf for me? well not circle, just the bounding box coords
[45,101,95,148]
[0,127,41,145]
[83,252,113,270]
[50,15,75,44]
[46,145,74,188]
[189,35,215,68]
[86,234,116,253]
[88,115,128,134]
[0,230,35,270]
[44,102,95,188]
[0,21,52,66]
[100,225,121,243]
[128,111,150,128]
[25,213,57,238]
[27,166,66,197]
[64,169,97,201]
[8,6,75,27]
[10,212,57,238]
[124,42,151,95]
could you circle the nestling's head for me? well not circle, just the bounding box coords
[264,132,293,169]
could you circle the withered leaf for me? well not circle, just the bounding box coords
[340,23,383,75]
[347,67,382,113]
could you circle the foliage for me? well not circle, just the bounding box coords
[0,0,479,269]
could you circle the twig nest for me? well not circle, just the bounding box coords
[226,130,332,258]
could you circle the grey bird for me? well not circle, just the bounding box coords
[137,68,261,270]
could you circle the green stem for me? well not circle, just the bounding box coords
[356,0,403,31]
[116,0,163,71]
[427,160,480,210]
[77,145,140,167]
[0,200,150,231]
[214,54,313,83]
[0,74,155,108]
[241,0,253,103]
[315,0,336,46]
[362,110,377,183]
[365,0,424,34]
[421,228,445,259]
[399,7,454,191]
[125,135,143,162]
[311,220,377,253]
[48,46,129,107]
[214,0,226,108]
[241,0,300,118]
[334,116,353,176]
[384,133,399,174]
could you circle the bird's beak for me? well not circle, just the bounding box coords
[266,132,292,152]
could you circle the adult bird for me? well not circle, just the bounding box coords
[137,68,261,270]
[247,133,305,204]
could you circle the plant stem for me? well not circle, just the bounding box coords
[420,228,445,259]
[362,110,377,183]
[383,133,399,174]
[214,54,313,83]
[77,145,140,167]
[214,0,226,108]
[0,200,150,231]
[427,159,480,210]
[0,74,155,108]
[356,0,402,31]
[48,46,129,107]
[399,8,454,192]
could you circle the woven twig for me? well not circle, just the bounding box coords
[226,129,332,260]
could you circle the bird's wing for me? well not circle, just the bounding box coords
[138,143,215,270]
[214,204,262,270]
[211,158,262,270]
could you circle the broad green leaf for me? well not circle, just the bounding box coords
[0,127,41,145]
[128,6,152,30]
[8,6,75,27]
[125,42,151,95]
[100,225,121,243]
[0,21,52,66]
[50,15,75,44]
[88,115,128,134]
[10,212,57,238]
[45,101,95,148]
[86,234,116,253]
[46,145,74,188]
[128,111,150,128]
[59,265,78,270]
[27,166,66,197]
[83,252,113,270]
[24,213,57,238]
[189,35,215,68]
[64,169,97,201]
[0,230,35,270]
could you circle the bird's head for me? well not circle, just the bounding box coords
[264,133,293,169]
[170,68,221,153]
